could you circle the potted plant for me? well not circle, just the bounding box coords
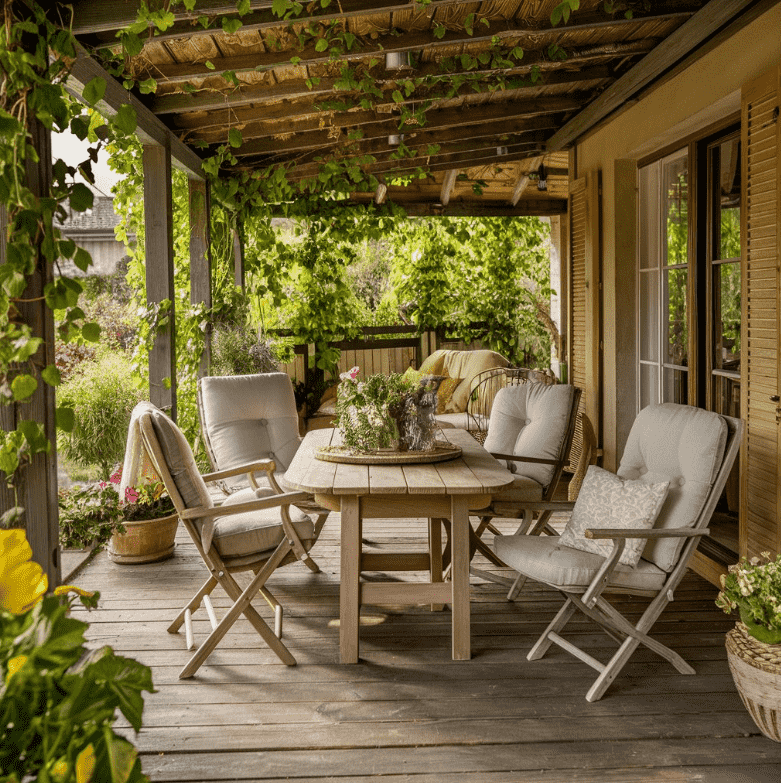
[107,477,178,565]
[716,552,781,741]
[58,480,126,551]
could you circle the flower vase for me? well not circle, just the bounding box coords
[402,376,444,452]
[725,621,781,742]
[108,512,179,564]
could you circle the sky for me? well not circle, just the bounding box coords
[51,128,123,197]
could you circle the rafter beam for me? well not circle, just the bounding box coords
[208,114,560,158]
[510,155,543,206]
[148,46,644,115]
[546,0,765,150]
[136,13,690,85]
[345,197,569,217]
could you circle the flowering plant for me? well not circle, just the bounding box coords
[335,368,417,451]
[1,529,152,783]
[716,552,781,644]
[58,468,175,549]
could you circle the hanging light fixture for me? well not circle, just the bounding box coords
[496,146,509,156]
[385,51,411,70]
[388,134,405,146]
[537,163,547,191]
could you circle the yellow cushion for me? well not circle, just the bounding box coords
[419,350,446,375]
[436,376,462,414]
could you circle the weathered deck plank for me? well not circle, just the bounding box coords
[72,512,781,781]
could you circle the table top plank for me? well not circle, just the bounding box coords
[285,427,512,497]
[401,462,446,494]
[368,464,409,495]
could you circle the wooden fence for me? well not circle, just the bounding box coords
[274,325,484,386]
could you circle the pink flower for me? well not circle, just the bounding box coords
[109,469,122,485]
[340,366,360,381]
[98,482,108,489]
[124,487,139,504]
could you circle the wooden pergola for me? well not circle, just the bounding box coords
[7,0,773,583]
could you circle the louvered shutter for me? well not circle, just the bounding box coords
[568,174,601,471]
[740,66,781,559]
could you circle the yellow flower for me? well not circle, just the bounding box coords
[0,529,48,614]
[75,744,96,783]
[51,758,68,782]
[5,654,28,685]
[54,585,95,599]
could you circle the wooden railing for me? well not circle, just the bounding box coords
[273,325,486,387]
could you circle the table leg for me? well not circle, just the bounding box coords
[450,495,471,660]
[340,495,361,664]
[428,518,444,612]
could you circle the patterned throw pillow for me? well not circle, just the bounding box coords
[559,465,670,567]
[436,375,462,414]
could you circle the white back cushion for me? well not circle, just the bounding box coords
[483,383,576,489]
[199,373,301,472]
[618,403,727,571]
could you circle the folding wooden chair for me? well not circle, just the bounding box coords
[137,405,324,679]
[493,403,743,701]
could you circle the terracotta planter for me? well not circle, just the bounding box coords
[108,512,179,564]
[725,621,781,742]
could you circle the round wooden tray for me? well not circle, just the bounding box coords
[315,442,462,465]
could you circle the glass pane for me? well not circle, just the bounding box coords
[718,137,741,260]
[640,363,658,409]
[663,367,688,405]
[639,271,658,362]
[712,375,741,419]
[664,267,688,367]
[638,164,659,271]
[713,261,741,371]
[663,154,688,267]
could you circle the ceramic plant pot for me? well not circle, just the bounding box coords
[108,512,179,564]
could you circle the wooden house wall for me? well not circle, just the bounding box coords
[563,4,781,582]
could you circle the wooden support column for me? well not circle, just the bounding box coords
[143,143,177,418]
[189,178,212,378]
[0,119,59,585]
[233,221,245,290]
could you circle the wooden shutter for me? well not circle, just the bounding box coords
[568,173,602,468]
[740,65,781,560]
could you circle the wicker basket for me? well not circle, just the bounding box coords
[725,622,781,742]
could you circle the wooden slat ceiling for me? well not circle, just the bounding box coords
[68,0,722,214]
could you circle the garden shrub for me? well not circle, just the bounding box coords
[56,352,143,477]
[211,323,281,376]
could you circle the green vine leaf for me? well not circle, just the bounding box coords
[113,104,137,135]
[11,375,37,402]
[70,182,94,212]
[82,77,107,106]
[56,406,75,433]
[41,364,61,387]
[82,322,101,342]
[222,18,243,35]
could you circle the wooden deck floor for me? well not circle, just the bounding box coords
[72,512,781,782]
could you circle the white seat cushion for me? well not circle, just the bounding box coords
[212,488,314,558]
[494,534,667,593]
[617,403,727,572]
[483,382,576,489]
[435,411,472,429]
[489,474,544,505]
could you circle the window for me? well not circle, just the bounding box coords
[638,148,690,408]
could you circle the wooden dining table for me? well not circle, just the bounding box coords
[284,427,514,663]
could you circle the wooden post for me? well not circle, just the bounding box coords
[232,221,244,290]
[0,119,60,586]
[143,143,177,418]
[189,178,211,378]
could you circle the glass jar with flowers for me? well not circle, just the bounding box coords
[716,552,781,742]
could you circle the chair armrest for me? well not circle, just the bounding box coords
[490,452,558,466]
[202,459,277,483]
[180,490,310,520]
[585,527,710,540]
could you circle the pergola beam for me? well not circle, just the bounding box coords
[136,12,691,85]
[68,49,205,180]
[546,0,766,150]
[440,170,458,206]
[510,155,543,206]
[346,197,568,217]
